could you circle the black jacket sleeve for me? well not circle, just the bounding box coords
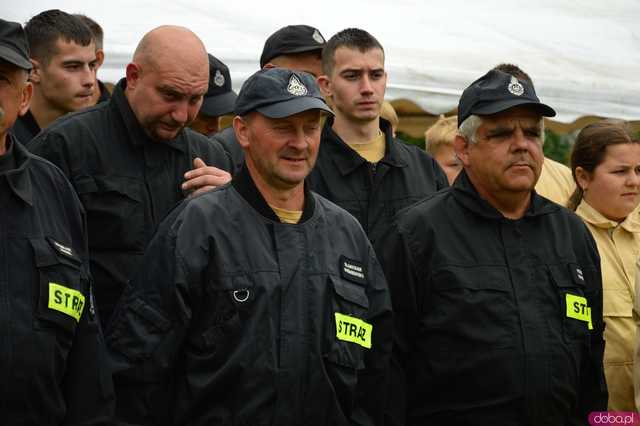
[105,204,195,426]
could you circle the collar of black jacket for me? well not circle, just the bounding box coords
[321,117,407,176]
[2,133,34,205]
[452,168,559,219]
[231,163,315,223]
[111,78,187,153]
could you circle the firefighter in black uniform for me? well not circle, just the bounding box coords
[380,69,608,425]
[312,28,448,257]
[27,25,232,325]
[106,68,393,426]
[0,19,114,424]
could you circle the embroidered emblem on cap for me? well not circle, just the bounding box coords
[287,75,308,96]
[214,69,225,87]
[508,76,524,96]
[312,29,325,44]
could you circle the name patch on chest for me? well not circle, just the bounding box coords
[48,282,85,322]
[340,256,366,285]
[566,293,592,330]
[335,312,372,349]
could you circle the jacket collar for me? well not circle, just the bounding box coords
[231,163,315,223]
[111,78,186,153]
[452,169,559,219]
[3,134,34,206]
[576,199,640,233]
[320,116,407,176]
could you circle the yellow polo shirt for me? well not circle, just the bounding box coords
[577,201,640,411]
[269,204,302,224]
[535,157,575,207]
[346,130,385,163]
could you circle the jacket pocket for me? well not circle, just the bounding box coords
[192,274,255,357]
[75,175,145,251]
[326,275,369,370]
[427,265,516,350]
[548,263,591,342]
[30,238,84,343]
[107,292,172,362]
[603,288,633,318]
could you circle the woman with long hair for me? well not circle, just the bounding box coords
[569,120,640,410]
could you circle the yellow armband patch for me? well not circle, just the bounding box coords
[566,293,593,330]
[48,282,85,322]
[335,312,372,349]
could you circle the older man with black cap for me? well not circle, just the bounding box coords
[213,24,326,175]
[189,53,237,137]
[380,69,607,425]
[0,18,114,424]
[106,67,392,426]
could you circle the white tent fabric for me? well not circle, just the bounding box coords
[4,0,640,123]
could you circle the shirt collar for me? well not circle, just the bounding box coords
[231,163,315,223]
[321,117,407,176]
[3,134,34,206]
[452,169,558,219]
[576,199,640,233]
[112,78,187,153]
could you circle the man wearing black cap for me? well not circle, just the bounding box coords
[189,54,236,137]
[0,18,114,424]
[106,67,392,426]
[212,24,326,175]
[380,69,607,425]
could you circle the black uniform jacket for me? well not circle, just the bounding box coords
[380,170,608,426]
[106,166,393,426]
[26,79,232,324]
[211,126,244,176]
[307,118,448,255]
[11,109,40,145]
[0,137,114,424]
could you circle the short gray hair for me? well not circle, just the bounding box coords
[457,113,545,145]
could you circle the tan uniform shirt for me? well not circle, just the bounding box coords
[536,157,575,207]
[577,201,640,410]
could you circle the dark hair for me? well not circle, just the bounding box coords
[567,120,638,210]
[322,28,384,75]
[492,63,534,87]
[25,9,93,65]
[74,14,103,50]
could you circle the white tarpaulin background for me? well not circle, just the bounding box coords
[4,0,640,123]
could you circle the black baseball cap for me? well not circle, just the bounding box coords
[457,69,555,127]
[235,68,333,118]
[260,25,326,68]
[200,54,237,117]
[0,19,32,70]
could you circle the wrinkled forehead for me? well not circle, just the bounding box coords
[481,105,544,127]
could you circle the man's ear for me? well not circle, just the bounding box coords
[18,80,33,116]
[574,166,591,191]
[95,49,105,69]
[125,62,141,90]
[316,74,332,99]
[233,115,250,150]
[29,59,41,84]
[453,134,471,167]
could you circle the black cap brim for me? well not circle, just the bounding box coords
[256,97,333,119]
[473,98,556,119]
[0,45,32,70]
[200,90,238,117]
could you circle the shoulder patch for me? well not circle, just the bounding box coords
[340,256,366,285]
[569,263,585,285]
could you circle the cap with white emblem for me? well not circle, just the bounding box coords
[235,68,333,119]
